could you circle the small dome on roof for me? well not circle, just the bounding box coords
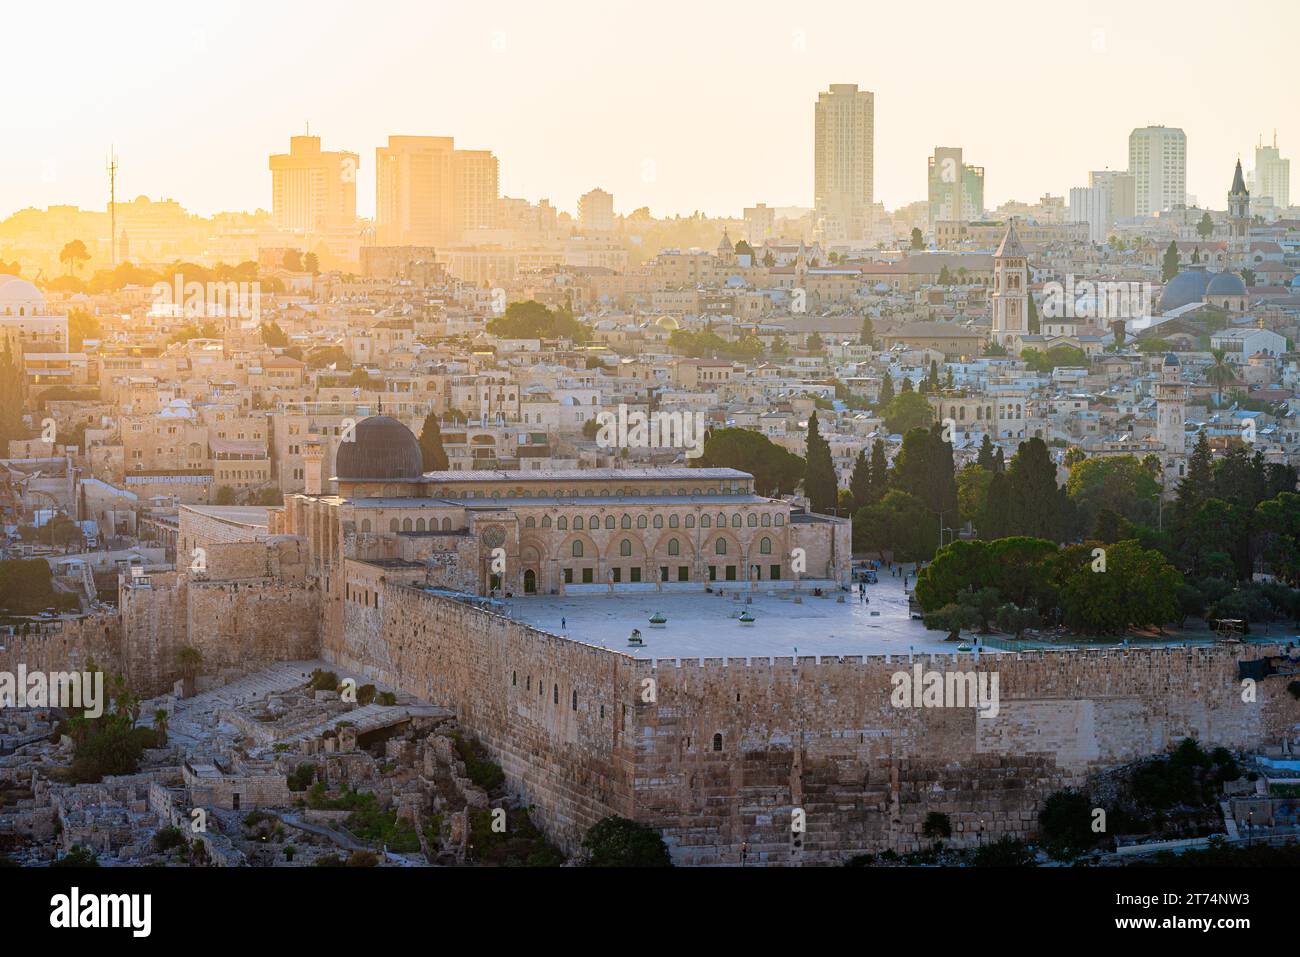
[1207,271,1246,297]
[1163,352,1180,366]
[1158,268,1211,312]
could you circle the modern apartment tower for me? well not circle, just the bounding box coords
[375,136,500,246]
[927,147,985,223]
[1128,126,1186,216]
[269,135,359,232]
[1088,169,1135,220]
[1251,134,1290,209]
[578,188,615,234]
[814,83,874,241]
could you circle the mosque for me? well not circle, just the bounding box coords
[270,415,851,600]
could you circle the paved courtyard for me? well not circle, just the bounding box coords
[505,570,965,660]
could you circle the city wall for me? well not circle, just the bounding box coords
[324,579,1300,864]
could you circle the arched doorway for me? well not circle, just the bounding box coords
[524,569,537,594]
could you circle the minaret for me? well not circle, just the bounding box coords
[1228,159,1250,268]
[1154,352,1187,489]
[990,218,1029,349]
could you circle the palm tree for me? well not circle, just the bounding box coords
[1205,348,1237,405]
[153,709,169,747]
[176,646,202,695]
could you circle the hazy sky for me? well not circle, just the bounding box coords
[5,0,1295,221]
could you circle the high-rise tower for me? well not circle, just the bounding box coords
[990,219,1029,349]
[814,84,874,241]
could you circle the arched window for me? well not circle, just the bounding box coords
[761,514,771,527]
[668,538,680,556]
[541,515,552,528]
[442,517,452,530]
[572,540,584,558]
[774,514,784,526]
[731,514,742,527]
[571,690,578,711]
[390,519,399,532]
[557,517,568,530]
[553,684,559,704]
[701,515,711,528]
[653,515,663,528]
[589,515,599,529]
[760,537,772,554]
[574,516,584,530]
[669,515,679,528]
[620,539,632,557]
[712,733,723,752]
[637,515,647,529]
[715,538,727,555]
[716,513,726,527]
[402,518,412,531]
[415,518,426,531]
[360,519,371,533]
[747,514,757,527]
[685,515,695,528]
[605,515,615,529]
[525,516,536,528]
[621,514,632,529]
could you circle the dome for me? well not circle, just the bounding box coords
[1163,352,1180,367]
[334,416,423,482]
[0,277,44,304]
[654,315,680,331]
[1206,271,1246,297]
[1157,268,1211,312]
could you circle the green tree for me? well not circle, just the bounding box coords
[1196,211,1214,239]
[582,817,672,867]
[849,449,871,511]
[1053,540,1182,634]
[882,390,933,435]
[0,339,25,448]
[1161,241,1180,282]
[417,411,449,472]
[695,428,806,497]
[876,370,894,407]
[910,227,924,250]
[803,411,838,514]
[1006,438,1062,540]
[59,239,91,276]
[1204,348,1237,405]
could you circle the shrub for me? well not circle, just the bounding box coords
[286,763,316,792]
[152,826,187,853]
[453,733,505,793]
[581,816,671,867]
[308,669,339,692]
[53,846,99,868]
[921,812,952,840]
[345,850,379,867]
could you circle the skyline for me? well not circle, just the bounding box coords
[6,0,1298,223]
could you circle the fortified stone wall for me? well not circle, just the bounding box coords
[325,583,639,852]
[632,647,1299,864]
[324,578,1300,864]
[0,613,123,683]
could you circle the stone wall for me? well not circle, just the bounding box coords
[0,613,122,684]
[324,583,639,852]
[323,578,1300,864]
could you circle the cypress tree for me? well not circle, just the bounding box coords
[417,411,450,472]
[849,449,871,511]
[803,411,838,514]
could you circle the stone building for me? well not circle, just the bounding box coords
[272,416,851,597]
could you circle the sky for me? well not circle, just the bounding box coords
[3,0,1296,221]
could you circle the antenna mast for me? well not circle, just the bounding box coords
[106,146,119,267]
